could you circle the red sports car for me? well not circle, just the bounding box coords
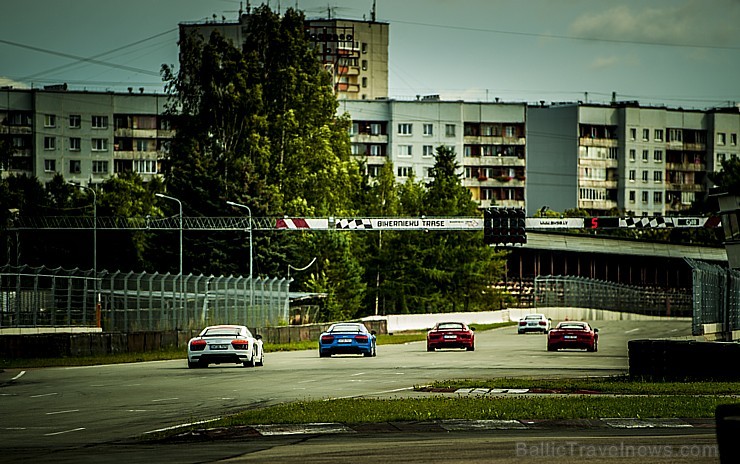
[427,322,475,351]
[547,321,599,352]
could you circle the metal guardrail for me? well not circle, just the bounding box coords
[0,265,291,332]
[533,275,692,317]
[685,258,740,336]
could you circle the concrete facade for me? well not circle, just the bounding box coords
[1,88,171,187]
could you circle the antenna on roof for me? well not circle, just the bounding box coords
[371,0,376,21]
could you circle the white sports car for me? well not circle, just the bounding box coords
[187,324,264,368]
[517,313,552,334]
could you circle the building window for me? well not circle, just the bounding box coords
[653,150,663,162]
[630,128,637,141]
[504,125,516,137]
[44,114,56,128]
[423,145,434,157]
[69,159,81,174]
[482,145,493,157]
[362,77,367,88]
[69,114,81,128]
[668,128,683,142]
[654,171,662,182]
[731,133,737,146]
[44,159,56,172]
[629,149,636,161]
[423,124,433,136]
[629,170,636,181]
[642,170,648,182]
[369,145,382,156]
[367,165,380,178]
[44,137,55,150]
[718,133,726,145]
[654,191,663,204]
[361,42,367,54]
[398,145,412,157]
[398,123,412,135]
[133,159,156,174]
[397,166,413,177]
[642,191,649,203]
[92,160,109,174]
[370,123,381,135]
[361,59,368,71]
[445,124,456,137]
[642,150,649,162]
[629,190,636,202]
[642,129,650,141]
[69,137,81,151]
[92,115,108,129]
[136,139,150,151]
[92,138,108,151]
[654,129,663,142]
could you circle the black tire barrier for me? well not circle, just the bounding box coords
[629,339,740,380]
[716,404,740,464]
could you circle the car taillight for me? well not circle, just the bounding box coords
[321,335,334,343]
[190,339,207,351]
[539,321,546,326]
[231,340,249,350]
[519,321,527,326]
[356,335,369,343]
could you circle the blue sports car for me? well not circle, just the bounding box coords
[319,322,377,357]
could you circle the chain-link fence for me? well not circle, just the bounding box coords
[533,275,692,317]
[0,265,290,331]
[685,258,740,336]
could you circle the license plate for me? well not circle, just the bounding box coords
[338,338,352,344]
[444,335,457,339]
[210,344,228,350]
[564,335,577,340]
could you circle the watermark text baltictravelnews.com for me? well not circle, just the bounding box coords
[515,441,718,459]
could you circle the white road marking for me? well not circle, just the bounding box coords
[127,410,148,412]
[253,423,355,436]
[151,397,179,402]
[44,427,85,436]
[144,418,221,434]
[350,372,367,376]
[46,409,79,415]
[30,393,58,398]
[624,328,641,334]
[331,386,414,400]
[11,371,26,381]
[3,427,27,430]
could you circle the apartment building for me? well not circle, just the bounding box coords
[0,87,171,186]
[338,98,528,208]
[526,101,740,217]
[180,11,389,100]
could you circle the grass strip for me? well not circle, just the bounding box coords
[423,376,740,396]
[210,395,738,427]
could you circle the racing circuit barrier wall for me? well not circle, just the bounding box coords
[629,339,740,380]
[533,275,692,318]
[0,265,291,332]
[685,258,740,339]
[0,319,388,359]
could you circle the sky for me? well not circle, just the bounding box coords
[1,0,739,110]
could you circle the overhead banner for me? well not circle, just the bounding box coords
[334,218,483,230]
[525,218,584,229]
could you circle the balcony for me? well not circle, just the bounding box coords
[114,128,158,138]
[578,199,618,211]
[665,162,706,172]
[463,177,525,188]
[579,137,618,147]
[336,82,360,93]
[463,136,525,146]
[0,125,32,135]
[665,183,704,192]
[463,156,525,167]
[352,133,388,144]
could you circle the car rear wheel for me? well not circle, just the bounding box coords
[255,349,264,366]
[244,348,257,367]
[188,361,199,369]
[427,344,435,352]
[588,340,598,352]
[547,345,557,352]
[466,345,475,351]
[319,350,331,358]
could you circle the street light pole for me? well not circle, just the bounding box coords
[155,193,183,324]
[226,201,253,316]
[70,183,98,326]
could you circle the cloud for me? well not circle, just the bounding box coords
[0,77,29,89]
[567,0,740,48]
[588,56,619,70]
